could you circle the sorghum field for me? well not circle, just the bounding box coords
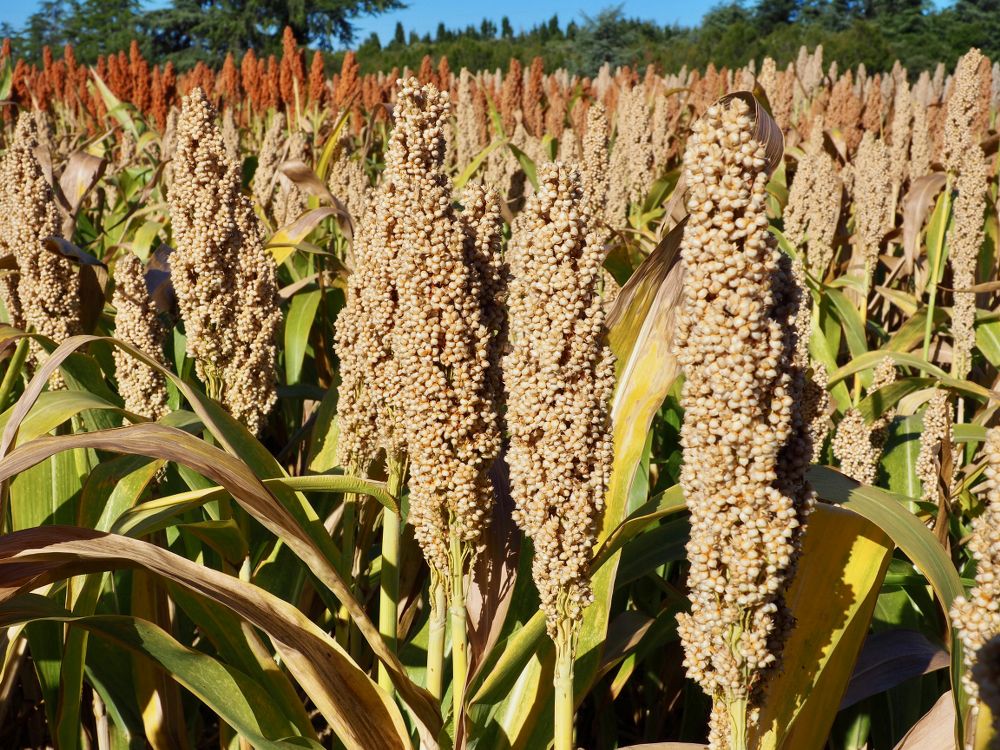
[0,28,999,750]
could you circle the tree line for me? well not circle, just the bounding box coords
[7,0,1000,77]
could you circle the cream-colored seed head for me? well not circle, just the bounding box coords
[112,253,169,419]
[952,428,1000,705]
[558,127,579,163]
[944,49,988,381]
[273,130,310,227]
[228,200,283,435]
[327,137,370,227]
[672,97,812,747]
[0,111,81,367]
[253,112,286,213]
[505,161,614,636]
[832,357,896,486]
[168,88,281,435]
[853,132,893,292]
[580,102,610,221]
[783,126,841,278]
[339,79,504,576]
[607,87,653,226]
[917,389,951,503]
[888,80,913,187]
[804,363,831,464]
[221,107,240,166]
[455,69,482,169]
[909,102,932,179]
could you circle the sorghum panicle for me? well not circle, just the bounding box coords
[673,95,813,746]
[953,428,1000,707]
[168,88,280,434]
[112,253,169,419]
[944,49,988,380]
[387,79,503,573]
[916,389,952,503]
[832,357,896,486]
[0,111,81,346]
[505,161,615,637]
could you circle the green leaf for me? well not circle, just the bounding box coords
[826,287,869,359]
[0,595,322,750]
[284,289,321,385]
[0,528,412,750]
[507,143,538,191]
[89,69,137,137]
[454,139,506,190]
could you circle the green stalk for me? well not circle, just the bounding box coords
[727,695,749,750]
[923,176,953,361]
[0,337,29,411]
[855,257,873,402]
[377,452,406,693]
[426,577,447,700]
[553,628,575,750]
[336,490,358,651]
[448,530,469,733]
[0,337,29,532]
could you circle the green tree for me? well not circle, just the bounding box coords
[20,0,74,59]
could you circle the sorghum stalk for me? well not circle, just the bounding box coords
[377,452,406,693]
[426,579,447,700]
[505,161,615,750]
[673,95,812,748]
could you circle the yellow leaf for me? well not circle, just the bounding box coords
[752,503,893,749]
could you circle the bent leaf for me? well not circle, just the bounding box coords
[0,527,410,750]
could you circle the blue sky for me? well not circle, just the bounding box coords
[0,0,714,45]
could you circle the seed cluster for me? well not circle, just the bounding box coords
[672,96,812,747]
[831,357,896,485]
[944,49,988,381]
[580,103,610,238]
[916,389,952,503]
[167,88,281,435]
[952,427,1000,704]
[783,126,841,278]
[0,111,81,350]
[854,132,893,292]
[607,86,653,225]
[112,253,169,419]
[327,138,370,226]
[253,112,286,214]
[335,79,504,576]
[505,161,614,636]
[273,130,309,227]
[388,79,503,573]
